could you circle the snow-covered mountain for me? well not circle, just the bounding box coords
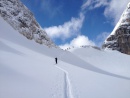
[103,2,130,55]
[1,16,130,98]
[0,0,55,47]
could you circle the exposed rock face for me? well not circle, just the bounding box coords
[0,0,56,47]
[103,2,130,55]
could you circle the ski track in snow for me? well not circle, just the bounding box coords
[55,65,74,98]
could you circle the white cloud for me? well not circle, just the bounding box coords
[82,0,129,25]
[44,13,84,40]
[81,0,93,10]
[81,0,109,11]
[104,0,130,24]
[59,35,95,49]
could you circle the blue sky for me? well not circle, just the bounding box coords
[20,0,129,48]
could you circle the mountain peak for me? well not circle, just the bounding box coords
[103,2,130,55]
[0,0,56,47]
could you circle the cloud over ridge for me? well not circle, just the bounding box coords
[59,35,95,49]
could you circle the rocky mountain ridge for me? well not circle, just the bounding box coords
[0,0,56,47]
[103,2,130,55]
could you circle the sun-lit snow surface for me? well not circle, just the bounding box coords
[71,46,130,78]
[1,17,130,98]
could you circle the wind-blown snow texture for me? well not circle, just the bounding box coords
[103,2,130,55]
[0,16,130,98]
[0,0,55,47]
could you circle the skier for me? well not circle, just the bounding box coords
[55,57,58,64]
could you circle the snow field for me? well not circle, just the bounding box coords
[0,17,130,98]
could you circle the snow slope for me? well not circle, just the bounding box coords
[71,47,130,78]
[0,17,130,98]
[0,17,65,98]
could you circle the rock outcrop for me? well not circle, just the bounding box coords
[103,2,130,55]
[0,0,56,47]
